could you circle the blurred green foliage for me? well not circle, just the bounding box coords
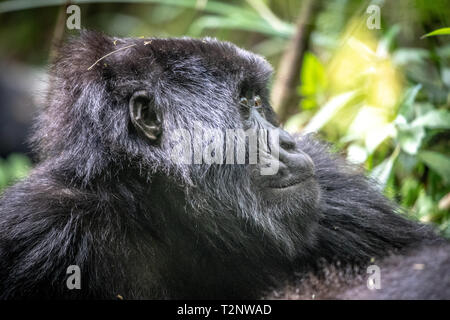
[0,154,31,191]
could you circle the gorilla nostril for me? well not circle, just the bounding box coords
[280,140,296,151]
[279,150,315,177]
[278,129,296,151]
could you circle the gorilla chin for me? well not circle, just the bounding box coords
[265,175,319,204]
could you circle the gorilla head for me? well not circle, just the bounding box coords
[0,31,446,300]
[36,31,320,257]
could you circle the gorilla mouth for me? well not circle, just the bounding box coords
[268,174,314,189]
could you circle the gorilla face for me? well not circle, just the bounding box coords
[123,37,321,257]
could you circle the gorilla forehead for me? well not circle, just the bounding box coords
[110,36,273,90]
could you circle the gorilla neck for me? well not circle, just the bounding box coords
[305,172,439,269]
[310,200,438,267]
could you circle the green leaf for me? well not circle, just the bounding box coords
[366,125,394,154]
[397,126,425,155]
[396,117,425,155]
[377,25,400,55]
[400,178,421,207]
[299,52,327,107]
[418,151,450,184]
[149,5,185,24]
[188,14,291,37]
[347,143,368,164]
[0,0,295,37]
[370,147,400,189]
[0,154,31,192]
[414,190,436,220]
[393,48,430,66]
[421,28,450,39]
[299,52,327,96]
[398,84,422,121]
[412,109,450,129]
[0,160,8,190]
[303,90,358,133]
[0,0,249,16]
[7,154,31,180]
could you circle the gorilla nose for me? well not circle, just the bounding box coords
[277,149,315,181]
[275,129,315,183]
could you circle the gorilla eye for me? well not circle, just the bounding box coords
[239,97,249,108]
[254,96,262,108]
[239,96,251,118]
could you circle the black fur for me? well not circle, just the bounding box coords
[0,31,448,299]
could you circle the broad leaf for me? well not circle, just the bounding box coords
[396,124,425,155]
[412,109,450,129]
[418,151,450,184]
[370,147,400,189]
[398,84,422,121]
[303,90,358,133]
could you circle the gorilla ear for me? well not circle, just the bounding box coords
[129,91,162,141]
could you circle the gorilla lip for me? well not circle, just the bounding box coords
[268,175,314,189]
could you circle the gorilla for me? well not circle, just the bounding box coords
[0,31,448,299]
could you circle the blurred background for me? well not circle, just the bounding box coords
[0,0,449,235]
